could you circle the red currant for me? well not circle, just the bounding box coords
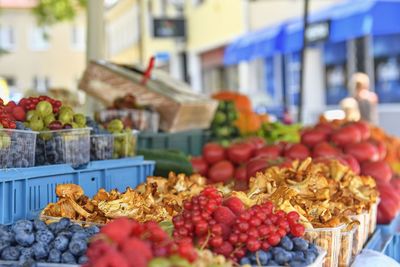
[290,223,305,237]
[287,211,300,223]
[210,236,223,247]
[246,239,261,252]
[267,233,281,246]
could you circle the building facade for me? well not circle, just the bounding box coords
[0,0,86,99]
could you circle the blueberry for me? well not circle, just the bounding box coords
[33,220,48,231]
[35,229,54,243]
[47,248,61,263]
[308,243,319,255]
[0,228,14,243]
[1,246,20,260]
[85,225,100,236]
[15,230,35,247]
[61,251,76,264]
[68,239,87,256]
[20,247,34,258]
[304,250,317,264]
[12,220,33,233]
[19,254,35,265]
[267,260,279,266]
[69,224,83,232]
[48,222,58,233]
[257,250,270,265]
[293,237,309,251]
[57,230,73,239]
[289,260,308,267]
[72,231,88,241]
[53,235,69,252]
[0,240,10,253]
[240,256,252,265]
[291,251,304,261]
[78,255,88,264]
[280,235,294,251]
[55,218,71,232]
[32,242,49,260]
[274,248,293,265]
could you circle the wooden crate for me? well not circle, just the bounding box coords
[79,61,218,133]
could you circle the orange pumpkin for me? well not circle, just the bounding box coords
[212,92,252,113]
[235,111,262,135]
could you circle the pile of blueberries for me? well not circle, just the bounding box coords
[240,236,320,267]
[86,117,113,161]
[0,218,98,266]
[0,122,35,168]
[35,130,90,168]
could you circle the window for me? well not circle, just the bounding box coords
[30,27,49,51]
[71,25,85,50]
[32,76,50,92]
[192,0,204,6]
[0,25,15,50]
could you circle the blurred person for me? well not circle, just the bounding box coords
[340,72,379,124]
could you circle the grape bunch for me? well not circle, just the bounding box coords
[172,188,307,263]
[107,119,136,158]
[85,218,197,267]
[86,117,113,161]
[0,218,98,265]
[241,236,320,267]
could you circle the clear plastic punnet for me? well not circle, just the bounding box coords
[90,133,114,161]
[95,109,159,133]
[0,129,37,168]
[35,128,90,168]
[304,224,345,267]
[112,130,138,159]
[339,224,357,267]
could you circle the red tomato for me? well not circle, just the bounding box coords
[301,129,328,148]
[361,160,393,183]
[246,156,271,179]
[314,123,334,135]
[312,142,340,158]
[284,144,310,160]
[351,121,370,141]
[203,143,225,164]
[256,145,281,158]
[330,125,362,147]
[227,143,254,164]
[208,160,234,183]
[344,141,379,162]
[339,154,360,174]
[243,137,265,150]
[234,165,248,181]
[190,157,208,176]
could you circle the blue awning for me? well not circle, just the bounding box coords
[224,25,283,65]
[283,0,400,53]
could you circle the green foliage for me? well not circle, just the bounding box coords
[33,0,87,26]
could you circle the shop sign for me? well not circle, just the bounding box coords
[153,18,186,38]
[306,20,330,44]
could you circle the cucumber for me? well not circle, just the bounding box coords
[137,149,193,176]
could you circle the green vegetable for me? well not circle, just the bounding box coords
[137,149,193,177]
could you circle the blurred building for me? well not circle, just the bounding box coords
[0,0,86,99]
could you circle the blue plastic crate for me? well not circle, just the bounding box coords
[382,234,400,262]
[0,156,154,224]
[365,229,400,262]
[377,213,400,234]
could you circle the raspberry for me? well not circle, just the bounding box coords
[212,206,236,226]
[223,197,245,215]
[94,249,134,267]
[121,237,153,261]
[100,218,134,244]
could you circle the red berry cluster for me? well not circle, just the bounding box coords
[19,96,61,113]
[85,218,197,267]
[0,99,20,129]
[226,204,305,261]
[172,188,305,262]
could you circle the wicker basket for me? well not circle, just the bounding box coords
[79,61,218,133]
